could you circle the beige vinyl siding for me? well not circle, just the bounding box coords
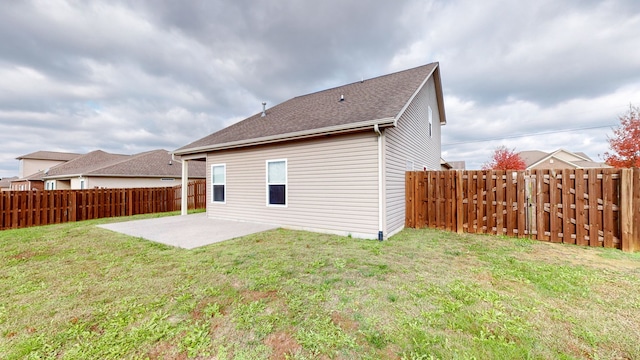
[385,76,442,235]
[206,132,380,238]
[20,159,67,178]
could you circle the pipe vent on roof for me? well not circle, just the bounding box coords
[339,94,344,102]
[261,102,267,117]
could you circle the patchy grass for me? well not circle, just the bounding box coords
[1,213,640,359]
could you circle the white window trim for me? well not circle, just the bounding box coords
[46,181,56,190]
[266,159,287,207]
[211,163,226,204]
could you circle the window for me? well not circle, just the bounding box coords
[267,159,287,206]
[406,160,414,171]
[79,179,85,190]
[428,105,433,138]
[211,164,226,203]
[45,181,55,190]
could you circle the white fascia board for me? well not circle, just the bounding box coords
[394,65,438,127]
[173,117,396,156]
[42,174,83,180]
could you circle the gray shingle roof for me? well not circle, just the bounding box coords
[45,150,129,177]
[518,150,549,167]
[86,150,206,178]
[16,151,81,161]
[44,149,206,179]
[0,176,18,188]
[176,62,442,154]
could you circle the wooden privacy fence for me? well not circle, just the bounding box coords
[0,180,206,230]
[406,169,640,252]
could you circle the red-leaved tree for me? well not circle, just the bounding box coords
[482,146,526,170]
[604,105,640,168]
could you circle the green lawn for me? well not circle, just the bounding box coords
[1,212,640,359]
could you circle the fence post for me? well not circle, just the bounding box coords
[621,168,639,252]
[634,168,640,252]
[70,191,77,222]
[455,170,463,234]
[405,172,415,228]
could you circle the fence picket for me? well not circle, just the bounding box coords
[406,169,637,252]
[0,180,205,231]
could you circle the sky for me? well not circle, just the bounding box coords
[1,0,639,177]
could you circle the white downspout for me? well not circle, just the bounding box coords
[374,124,384,241]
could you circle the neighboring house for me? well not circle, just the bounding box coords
[440,158,452,170]
[447,161,466,170]
[0,176,18,191]
[174,62,446,240]
[11,151,81,190]
[16,151,81,178]
[40,149,205,190]
[519,149,611,170]
[10,172,45,191]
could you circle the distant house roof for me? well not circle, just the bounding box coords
[44,149,205,179]
[175,62,445,155]
[45,150,130,178]
[447,161,466,170]
[85,149,206,178]
[518,149,611,169]
[0,176,18,188]
[16,151,81,161]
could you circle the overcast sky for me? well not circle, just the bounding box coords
[1,0,639,177]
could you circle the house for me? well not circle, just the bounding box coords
[174,62,446,240]
[39,149,205,190]
[12,151,81,190]
[0,176,18,191]
[447,160,466,170]
[10,172,45,191]
[518,149,611,170]
[440,159,466,170]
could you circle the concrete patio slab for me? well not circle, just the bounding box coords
[97,213,277,249]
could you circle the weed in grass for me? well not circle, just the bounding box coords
[179,321,211,358]
[295,315,358,357]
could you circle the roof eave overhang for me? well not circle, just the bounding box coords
[82,174,206,178]
[173,117,396,156]
[43,174,83,180]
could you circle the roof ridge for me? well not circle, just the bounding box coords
[84,149,168,175]
[291,62,439,100]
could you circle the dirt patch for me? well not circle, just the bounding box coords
[330,311,359,332]
[11,251,36,260]
[147,341,187,360]
[191,295,236,320]
[380,344,401,360]
[241,290,278,303]
[264,330,302,360]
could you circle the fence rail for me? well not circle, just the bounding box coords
[0,180,206,230]
[406,169,640,252]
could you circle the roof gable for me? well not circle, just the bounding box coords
[175,62,443,154]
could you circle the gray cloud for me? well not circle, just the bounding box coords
[1,0,639,177]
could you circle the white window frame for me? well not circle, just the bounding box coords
[79,179,85,190]
[406,160,414,171]
[45,181,55,190]
[211,164,226,204]
[428,105,433,138]
[266,159,287,207]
